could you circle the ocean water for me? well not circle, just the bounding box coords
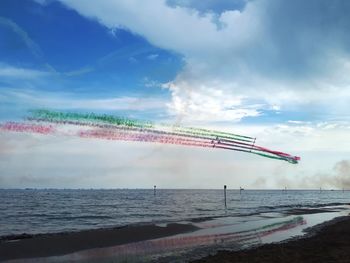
[1,189,350,237]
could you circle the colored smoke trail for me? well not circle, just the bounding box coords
[172,126,254,142]
[0,110,300,163]
[0,122,55,135]
[29,109,254,143]
[79,129,215,149]
[29,109,154,129]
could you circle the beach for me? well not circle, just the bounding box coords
[1,206,349,262]
[0,189,350,262]
[0,223,198,261]
[1,189,350,262]
[194,215,350,263]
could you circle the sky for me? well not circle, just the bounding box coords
[0,0,350,189]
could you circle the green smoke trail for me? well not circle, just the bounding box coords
[172,127,254,142]
[29,109,153,128]
[252,152,297,163]
[174,126,254,140]
[26,109,299,163]
[29,109,255,143]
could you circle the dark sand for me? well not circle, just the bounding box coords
[193,216,350,263]
[0,223,198,261]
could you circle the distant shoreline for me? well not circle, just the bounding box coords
[1,188,349,191]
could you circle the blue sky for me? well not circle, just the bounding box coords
[1,0,349,124]
[0,0,350,188]
[0,0,183,120]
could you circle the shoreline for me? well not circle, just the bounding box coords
[1,202,346,240]
[192,215,350,263]
[1,207,349,262]
[0,223,198,261]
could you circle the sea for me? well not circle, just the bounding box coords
[1,189,350,238]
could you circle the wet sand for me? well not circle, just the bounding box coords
[0,223,198,261]
[193,216,350,263]
[1,209,349,262]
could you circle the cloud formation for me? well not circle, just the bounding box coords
[0,88,167,111]
[57,0,350,122]
[0,64,49,79]
[0,16,43,59]
[1,0,348,188]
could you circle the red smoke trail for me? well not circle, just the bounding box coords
[78,129,215,149]
[0,122,55,135]
[0,118,300,163]
[217,138,299,160]
[254,145,300,160]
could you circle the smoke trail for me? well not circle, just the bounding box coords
[0,122,55,135]
[0,110,300,164]
[29,109,153,128]
[29,109,254,142]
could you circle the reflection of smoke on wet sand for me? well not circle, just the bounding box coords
[47,217,305,262]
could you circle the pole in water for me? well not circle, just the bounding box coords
[224,185,227,209]
[154,185,156,196]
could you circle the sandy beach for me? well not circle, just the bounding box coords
[194,216,350,263]
[0,223,198,261]
[1,210,349,262]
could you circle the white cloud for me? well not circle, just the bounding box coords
[0,64,49,79]
[58,0,261,59]
[0,16,43,59]
[9,0,348,188]
[164,80,260,122]
[57,0,350,123]
[0,89,166,111]
[1,124,349,188]
[56,0,264,120]
[143,77,162,88]
[261,122,350,153]
[147,54,159,60]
